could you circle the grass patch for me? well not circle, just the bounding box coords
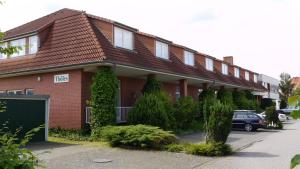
[48,136,108,147]
[49,127,93,141]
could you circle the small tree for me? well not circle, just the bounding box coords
[206,101,233,144]
[279,73,294,109]
[265,106,282,128]
[91,67,119,129]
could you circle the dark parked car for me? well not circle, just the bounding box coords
[232,111,266,132]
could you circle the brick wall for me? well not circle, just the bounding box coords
[0,69,84,129]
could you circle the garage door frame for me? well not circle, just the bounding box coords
[0,95,50,141]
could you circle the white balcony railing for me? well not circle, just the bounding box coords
[86,106,133,124]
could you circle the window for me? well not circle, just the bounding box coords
[205,58,214,71]
[175,86,181,100]
[10,38,26,57]
[25,89,34,95]
[114,27,133,50]
[0,42,7,59]
[245,71,250,81]
[86,107,92,124]
[155,41,169,59]
[29,35,39,54]
[7,90,23,95]
[184,51,194,66]
[234,67,240,78]
[254,74,258,83]
[0,91,5,94]
[222,63,228,75]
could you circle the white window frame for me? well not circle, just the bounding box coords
[184,51,194,66]
[114,27,133,50]
[234,67,240,78]
[10,38,26,57]
[155,41,169,59]
[6,90,23,95]
[254,74,258,83]
[25,89,34,95]
[222,63,228,75]
[245,71,250,81]
[29,35,39,54]
[205,58,214,71]
[0,42,8,59]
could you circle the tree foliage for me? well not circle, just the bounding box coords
[173,96,199,129]
[91,67,119,129]
[142,75,161,94]
[279,73,294,108]
[217,88,234,106]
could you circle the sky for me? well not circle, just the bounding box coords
[1,0,300,79]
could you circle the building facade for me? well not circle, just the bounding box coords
[0,8,265,129]
[253,74,280,109]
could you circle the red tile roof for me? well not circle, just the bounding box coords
[0,8,266,91]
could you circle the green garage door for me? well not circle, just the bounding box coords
[0,96,49,142]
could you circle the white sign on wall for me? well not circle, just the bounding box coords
[54,74,69,83]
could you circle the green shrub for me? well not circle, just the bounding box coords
[291,110,300,120]
[128,92,173,129]
[142,75,161,94]
[232,90,250,109]
[265,106,282,129]
[93,125,177,149]
[164,143,186,152]
[91,67,119,129]
[206,101,233,144]
[0,124,42,169]
[173,97,198,129]
[186,142,232,156]
[49,127,93,141]
[217,88,234,106]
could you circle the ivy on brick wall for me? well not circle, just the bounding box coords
[91,66,118,129]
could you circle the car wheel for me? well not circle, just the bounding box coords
[245,124,253,132]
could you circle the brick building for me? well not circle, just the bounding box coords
[0,8,265,129]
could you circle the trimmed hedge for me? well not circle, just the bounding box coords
[128,92,174,129]
[93,125,177,149]
[91,67,119,128]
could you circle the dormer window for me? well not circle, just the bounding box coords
[184,51,194,66]
[155,41,169,59]
[254,74,258,83]
[0,42,7,59]
[234,67,240,78]
[222,63,228,75]
[114,27,133,50]
[29,35,39,54]
[245,71,250,81]
[10,38,26,57]
[205,58,213,71]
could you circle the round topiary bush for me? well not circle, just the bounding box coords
[128,92,173,129]
[91,67,119,129]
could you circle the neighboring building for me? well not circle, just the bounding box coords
[0,8,266,129]
[292,77,300,90]
[253,74,280,109]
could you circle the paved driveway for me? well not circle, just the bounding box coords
[31,120,297,169]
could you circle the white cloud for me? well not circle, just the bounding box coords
[1,0,300,79]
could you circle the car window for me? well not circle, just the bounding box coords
[247,114,258,118]
[235,114,248,119]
